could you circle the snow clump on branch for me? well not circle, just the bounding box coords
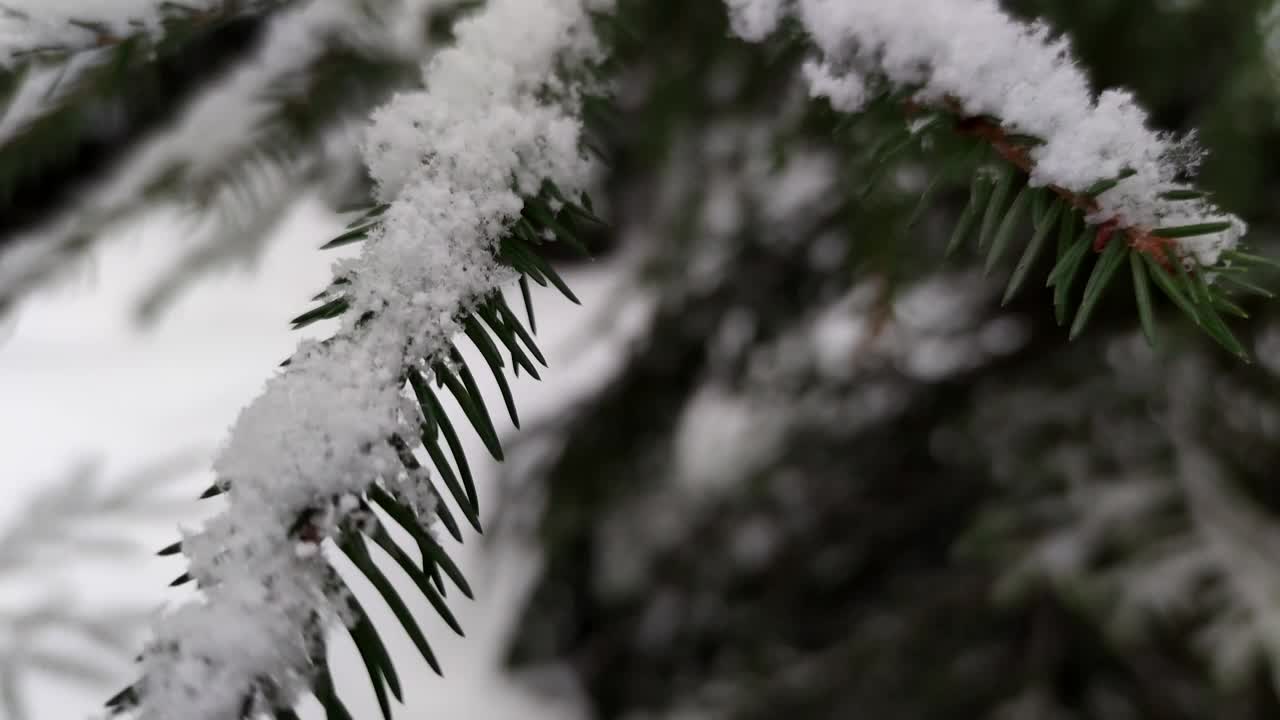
[726,0,1245,266]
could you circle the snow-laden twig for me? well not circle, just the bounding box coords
[127,1,602,717]
[0,0,437,317]
[725,0,1246,267]
[963,344,1280,696]
[1176,447,1280,692]
[0,0,284,66]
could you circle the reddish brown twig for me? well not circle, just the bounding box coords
[949,113,1176,267]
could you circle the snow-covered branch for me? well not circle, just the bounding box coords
[960,343,1280,697]
[0,0,439,317]
[726,0,1246,268]
[124,1,602,718]
[0,0,284,65]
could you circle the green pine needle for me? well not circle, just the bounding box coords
[315,662,355,720]
[1047,227,1090,288]
[408,371,440,441]
[352,612,401,700]
[1212,294,1250,319]
[1224,250,1280,273]
[1198,301,1249,360]
[905,166,947,230]
[1056,207,1078,260]
[454,357,502,452]
[978,164,1016,249]
[317,666,358,717]
[1159,189,1206,201]
[321,225,373,250]
[509,240,579,304]
[388,433,464,542]
[520,276,538,334]
[464,318,520,427]
[908,143,979,229]
[369,529,466,637]
[1219,273,1276,299]
[523,200,588,255]
[341,535,443,676]
[1172,258,1202,305]
[421,373,481,516]
[1051,230,1092,326]
[1031,187,1049,227]
[367,486,473,599]
[421,437,482,533]
[1130,251,1158,348]
[346,610,398,720]
[1142,255,1200,325]
[496,296,548,366]
[290,297,348,329]
[1083,168,1136,197]
[414,385,482,528]
[946,174,989,257]
[1070,236,1127,340]
[1151,221,1233,239]
[477,302,541,379]
[985,186,1030,276]
[434,356,503,463]
[1004,200,1061,305]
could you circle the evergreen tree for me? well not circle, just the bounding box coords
[2,1,1279,719]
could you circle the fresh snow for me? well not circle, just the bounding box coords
[726,0,1247,266]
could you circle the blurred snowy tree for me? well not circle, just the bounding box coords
[501,2,1280,719]
[0,459,195,720]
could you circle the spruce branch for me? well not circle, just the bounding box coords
[0,0,291,66]
[924,103,1266,357]
[107,1,605,718]
[959,348,1280,702]
[728,0,1276,359]
[0,0,456,319]
[0,0,296,212]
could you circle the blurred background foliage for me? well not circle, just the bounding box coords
[497,1,1280,719]
[0,0,471,318]
[3,0,1280,719]
[0,458,197,720]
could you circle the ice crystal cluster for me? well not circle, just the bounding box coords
[726,0,1245,266]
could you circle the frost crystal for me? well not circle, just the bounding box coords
[726,0,1246,265]
[129,0,600,717]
